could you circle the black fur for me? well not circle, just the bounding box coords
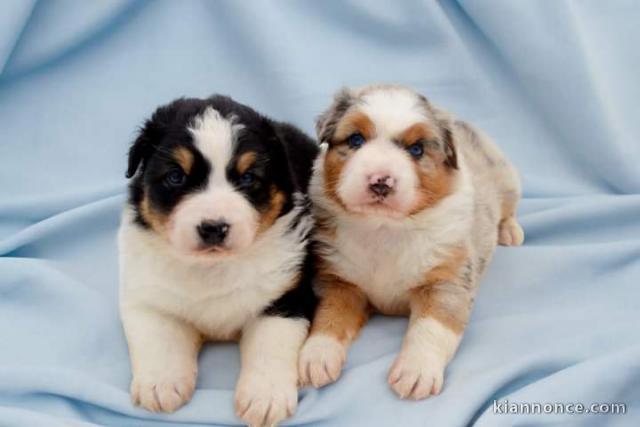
[441,126,458,170]
[263,248,318,320]
[126,95,319,319]
[127,95,319,227]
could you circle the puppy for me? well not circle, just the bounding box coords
[118,95,318,426]
[299,84,524,399]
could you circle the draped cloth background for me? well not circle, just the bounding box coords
[1,1,638,425]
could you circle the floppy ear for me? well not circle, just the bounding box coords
[126,123,156,178]
[272,122,318,192]
[315,87,353,143]
[428,104,458,170]
[441,125,458,169]
[126,102,180,178]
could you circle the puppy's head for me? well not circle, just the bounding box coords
[315,84,457,219]
[126,96,295,259]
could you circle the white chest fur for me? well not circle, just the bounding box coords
[318,170,474,314]
[119,208,309,339]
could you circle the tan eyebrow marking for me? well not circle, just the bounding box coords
[398,123,437,147]
[173,146,194,174]
[237,151,257,174]
[334,111,376,142]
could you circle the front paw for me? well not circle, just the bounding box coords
[388,351,445,400]
[235,371,297,427]
[298,334,346,388]
[131,372,196,413]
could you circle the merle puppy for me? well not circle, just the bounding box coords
[299,84,524,399]
[118,95,317,426]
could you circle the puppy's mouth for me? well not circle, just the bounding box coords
[200,245,225,254]
[202,243,236,254]
[189,244,233,258]
[344,198,407,219]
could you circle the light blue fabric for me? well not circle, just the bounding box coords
[1,1,638,426]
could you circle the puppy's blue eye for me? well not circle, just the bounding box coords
[239,172,255,186]
[407,142,424,158]
[165,169,186,186]
[347,133,365,149]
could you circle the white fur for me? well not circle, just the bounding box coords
[388,316,461,399]
[123,306,200,412]
[121,105,317,423]
[337,139,418,215]
[298,334,346,388]
[189,107,241,185]
[311,87,475,314]
[119,203,310,339]
[310,149,474,314]
[119,197,311,418]
[165,107,258,255]
[169,187,259,254]
[308,85,523,400]
[236,316,308,427]
[333,88,432,217]
[358,87,428,136]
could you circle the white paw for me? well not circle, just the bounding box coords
[131,372,196,413]
[235,371,298,427]
[498,217,524,246]
[388,351,445,400]
[298,335,346,388]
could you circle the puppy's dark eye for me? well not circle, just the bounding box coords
[238,172,256,187]
[347,133,365,149]
[165,169,186,187]
[407,142,424,158]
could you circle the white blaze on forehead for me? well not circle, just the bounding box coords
[188,107,244,185]
[172,107,257,255]
[358,88,428,137]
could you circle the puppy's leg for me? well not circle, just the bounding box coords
[388,256,473,400]
[497,162,524,246]
[498,195,524,246]
[299,278,369,388]
[453,118,524,246]
[235,315,308,427]
[122,306,201,412]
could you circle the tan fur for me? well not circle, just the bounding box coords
[236,151,256,174]
[302,84,524,398]
[310,272,369,345]
[334,111,376,142]
[324,101,456,215]
[257,186,286,233]
[398,123,436,147]
[173,146,194,174]
[323,148,349,209]
[422,247,467,287]
[139,193,168,234]
[410,247,471,334]
[410,161,455,215]
[400,124,457,214]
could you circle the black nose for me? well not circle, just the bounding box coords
[369,181,392,198]
[197,220,230,245]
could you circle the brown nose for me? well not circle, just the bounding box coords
[368,175,395,198]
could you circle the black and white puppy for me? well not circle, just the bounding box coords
[118,95,318,426]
